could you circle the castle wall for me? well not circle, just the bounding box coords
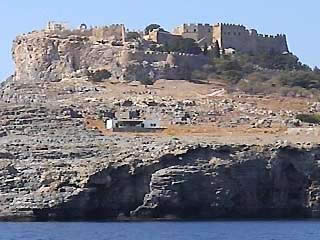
[45,29,93,38]
[256,34,288,54]
[213,23,288,54]
[218,24,255,53]
[91,24,125,42]
[148,30,182,46]
[173,24,213,46]
[119,50,209,69]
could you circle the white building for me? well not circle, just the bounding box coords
[106,119,162,132]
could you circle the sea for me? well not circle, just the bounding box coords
[0,221,319,240]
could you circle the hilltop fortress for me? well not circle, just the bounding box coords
[3,21,320,223]
[149,23,289,55]
[45,21,289,55]
[6,21,290,88]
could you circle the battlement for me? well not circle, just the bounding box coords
[256,33,287,40]
[94,24,125,30]
[217,23,245,28]
[211,23,289,54]
[218,23,250,33]
[183,23,211,27]
[173,23,213,35]
[119,49,208,70]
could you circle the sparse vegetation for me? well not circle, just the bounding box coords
[88,69,112,82]
[123,64,154,85]
[296,114,320,124]
[152,38,202,55]
[190,52,320,98]
[126,32,141,41]
[144,24,165,35]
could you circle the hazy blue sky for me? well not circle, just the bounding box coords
[1,0,318,81]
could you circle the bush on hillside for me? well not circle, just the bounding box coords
[189,51,320,97]
[126,32,141,41]
[296,114,320,124]
[145,24,165,35]
[88,69,112,82]
[159,38,202,55]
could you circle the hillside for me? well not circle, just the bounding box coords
[0,23,320,221]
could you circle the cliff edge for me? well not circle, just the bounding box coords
[0,25,320,221]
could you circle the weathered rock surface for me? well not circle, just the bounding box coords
[0,103,320,221]
[0,27,320,221]
[9,30,204,88]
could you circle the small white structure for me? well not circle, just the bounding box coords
[224,48,236,55]
[46,21,68,31]
[106,119,162,132]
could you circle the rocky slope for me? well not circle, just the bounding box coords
[0,102,320,220]
[1,28,320,221]
[10,30,201,86]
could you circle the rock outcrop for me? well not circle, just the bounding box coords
[0,26,320,221]
[0,102,320,221]
[12,32,120,83]
[10,30,207,87]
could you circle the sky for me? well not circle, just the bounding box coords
[1,0,318,81]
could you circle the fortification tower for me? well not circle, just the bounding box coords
[212,23,289,54]
[173,24,213,47]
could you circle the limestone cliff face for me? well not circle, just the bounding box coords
[12,32,120,83]
[2,29,320,222]
[11,31,201,86]
[0,95,320,220]
[1,101,320,222]
[40,145,320,220]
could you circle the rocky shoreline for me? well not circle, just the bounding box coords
[1,107,320,222]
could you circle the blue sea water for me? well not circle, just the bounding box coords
[0,221,319,240]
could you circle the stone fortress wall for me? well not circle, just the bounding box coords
[213,23,254,53]
[148,30,182,47]
[173,24,213,46]
[14,21,289,85]
[118,50,209,69]
[12,21,209,85]
[45,22,126,42]
[91,24,126,42]
[172,23,289,54]
[214,23,288,54]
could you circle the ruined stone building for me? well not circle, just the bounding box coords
[45,22,126,43]
[170,23,289,54]
[46,21,68,31]
[146,29,183,46]
[172,24,213,47]
[91,24,126,42]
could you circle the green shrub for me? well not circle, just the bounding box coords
[296,114,320,124]
[220,70,244,84]
[191,70,209,80]
[161,38,202,55]
[145,24,165,35]
[126,32,141,41]
[88,69,112,82]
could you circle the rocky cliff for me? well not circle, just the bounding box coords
[12,31,123,83]
[10,30,205,87]
[0,102,320,221]
[1,28,320,221]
